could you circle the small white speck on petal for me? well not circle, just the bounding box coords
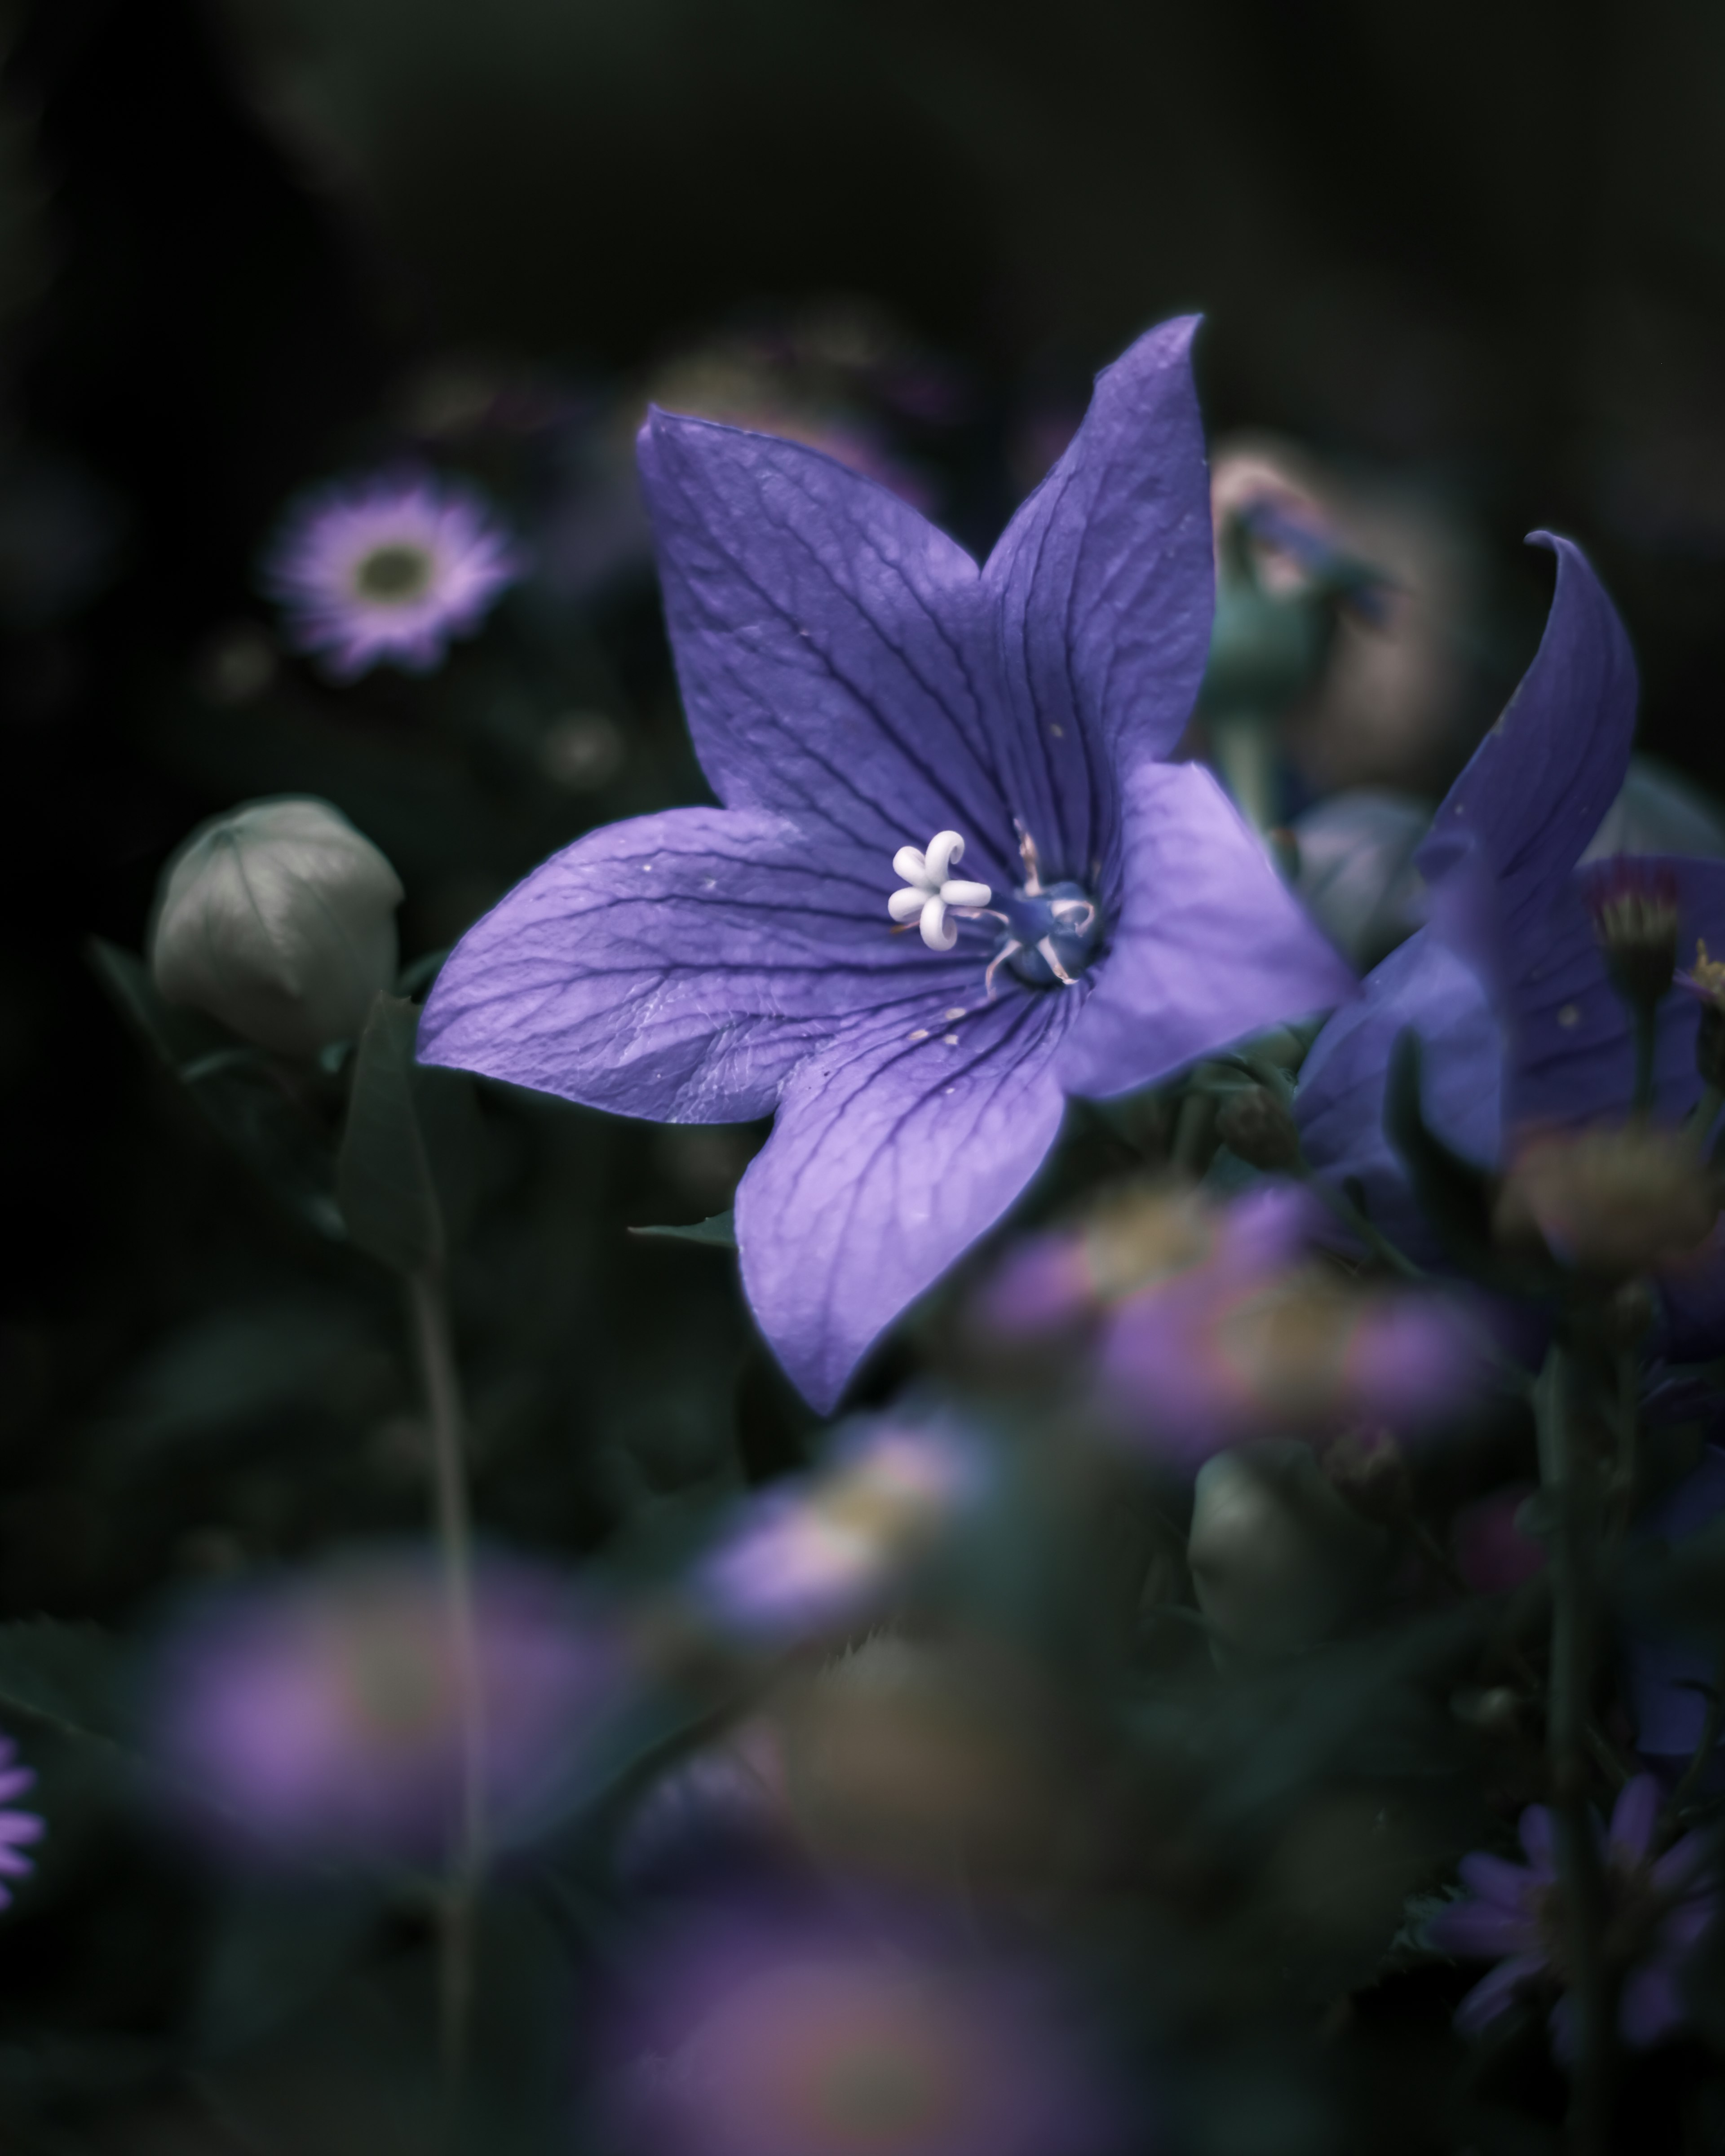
[701,877,716,890]
[1558,1003,1581,1028]
[943,1007,966,1020]
[641,862,653,872]
[1049,724,1065,738]
[943,1086,955,1096]
[908,1029,929,1041]
[942,1033,960,1046]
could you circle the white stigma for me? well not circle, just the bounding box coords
[887,830,993,951]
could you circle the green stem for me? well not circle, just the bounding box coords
[1632,1005,1658,1121]
[1209,711,1281,837]
[1535,1344,1616,2154]
[1295,1159,1427,1280]
[407,1270,486,2131]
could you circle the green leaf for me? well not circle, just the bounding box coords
[627,1209,737,1250]
[337,994,443,1275]
[86,935,232,1069]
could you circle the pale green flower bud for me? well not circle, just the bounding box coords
[149,797,404,1057]
[1188,1440,1390,1664]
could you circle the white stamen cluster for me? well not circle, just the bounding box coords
[887,831,992,951]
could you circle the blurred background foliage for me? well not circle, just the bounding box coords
[5,0,1725,2147]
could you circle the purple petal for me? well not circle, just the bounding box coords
[420,806,975,1121]
[0,1767,35,1803]
[1425,1899,1540,1959]
[737,994,1073,1410]
[1294,927,1504,1265]
[1419,535,1637,943]
[1059,762,1356,1100]
[1609,1775,1662,1865]
[1459,1852,1539,1912]
[1454,1952,1548,2037]
[1652,1829,1717,1899]
[1519,1805,1558,1874]
[637,410,1017,895]
[1493,858,1725,1133]
[1619,1959,1689,2049]
[984,317,1213,885]
[0,1812,43,1847]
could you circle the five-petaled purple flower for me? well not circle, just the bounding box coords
[421,319,1354,1409]
[262,470,521,680]
[1426,1775,1719,2059]
[0,1732,43,1909]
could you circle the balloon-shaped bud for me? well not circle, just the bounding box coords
[150,797,404,1056]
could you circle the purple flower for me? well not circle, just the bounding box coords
[261,470,521,680]
[420,319,1353,1409]
[1426,1776,1720,2057]
[1089,1185,1491,1461]
[0,1733,43,1909]
[148,1550,621,1866]
[602,1905,1132,2156]
[1297,539,1725,1277]
[690,1416,990,1649]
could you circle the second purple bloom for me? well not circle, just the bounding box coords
[421,319,1353,1408]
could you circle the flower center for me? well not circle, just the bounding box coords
[887,831,993,952]
[353,542,436,605]
[996,880,1103,988]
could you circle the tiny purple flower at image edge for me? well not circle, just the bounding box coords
[0,1732,44,1908]
[419,318,1356,1411]
[261,470,522,681]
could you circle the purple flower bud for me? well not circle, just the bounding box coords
[1582,856,1681,1014]
[150,797,404,1056]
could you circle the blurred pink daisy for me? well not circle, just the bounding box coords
[261,469,521,680]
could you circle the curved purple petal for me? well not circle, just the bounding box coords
[1418,535,1637,940]
[1454,1952,1548,2037]
[1425,1898,1540,1959]
[1059,762,1356,1099]
[1609,1774,1662,1866]
[1652,1829,1719,1899]
[985,317,1213,888]
[1459,1851,1540,1913]
[736,994,1075,1411]
[420,806,977,1121]
[637,410,1017,893]
[1619,1960,1689,2050]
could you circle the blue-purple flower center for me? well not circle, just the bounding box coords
[999,879,1104,988]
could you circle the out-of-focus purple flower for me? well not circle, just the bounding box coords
[690,1418,991,1650]
[1427,1776,1720,2058]
[1298,541,1725,1284]
[0,1733,43,1909]
[970,1181,1221,1346]
[1625,1444,1725,1796]
[149,1550,620,1866]
[1089,1186,1492,1463]
[261,471,521,681]
[603,1907,1131,2156]
[420,320,1353,1411]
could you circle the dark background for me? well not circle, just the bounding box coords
[6,0,1725,1578]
